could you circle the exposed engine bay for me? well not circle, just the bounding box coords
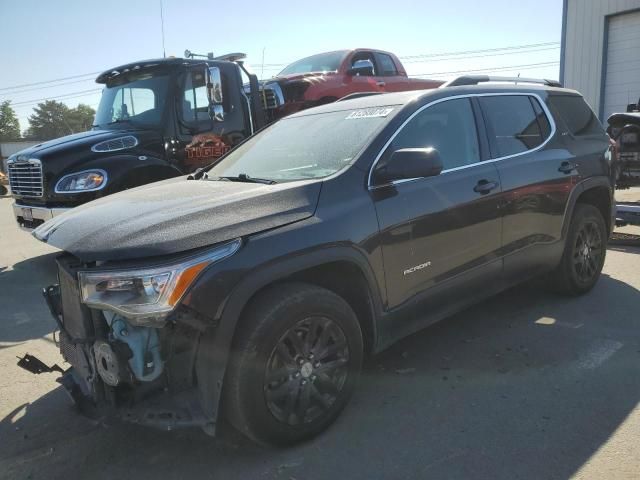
[24,254,213,432]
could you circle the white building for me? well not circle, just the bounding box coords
[561,0,640,120]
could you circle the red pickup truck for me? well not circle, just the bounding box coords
[258,49,443,121]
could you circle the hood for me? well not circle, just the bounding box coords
[12,129,126,159]
[272,72,334,83]
[34,176,322,262]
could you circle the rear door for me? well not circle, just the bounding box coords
[373,52,407,92]
[479,93,575,280]
[371,97,503,315]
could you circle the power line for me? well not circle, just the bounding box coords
[401,46,560,64]
[410,61,560,78]
[0,77,97,97]
[399,41,560,60]
[0,71,100,92]
[10,88,102,107]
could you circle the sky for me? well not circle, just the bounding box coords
[0,0,563,133]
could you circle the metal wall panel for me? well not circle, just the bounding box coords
[562,0,640,118]
[602,10,640,118]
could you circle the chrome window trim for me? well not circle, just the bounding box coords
[367,92,557,190]
[54,169,109,194]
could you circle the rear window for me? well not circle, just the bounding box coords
[479,95,551,158]
[548,95,604,136]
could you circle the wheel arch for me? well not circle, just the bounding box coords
[195,247,383,426]
[562,176,614,238]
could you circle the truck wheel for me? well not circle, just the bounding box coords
[223,282,363,445]
[549,203,607,295]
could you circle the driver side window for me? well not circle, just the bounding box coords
[180,70,210,125]
[382,98,481,171]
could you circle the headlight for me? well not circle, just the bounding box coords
[78,239,241,325]
[55,169,107,193]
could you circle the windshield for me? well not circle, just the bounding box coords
[278,51,348,76]
[208,106,397,182]
[94,72,169,128]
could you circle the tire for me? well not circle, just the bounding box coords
[549,203,607,295]
[222,282,363,445]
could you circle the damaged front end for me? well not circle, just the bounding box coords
[19,241,240,433]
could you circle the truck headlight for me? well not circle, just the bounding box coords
[55,169,107,193]
[78,239,241,325]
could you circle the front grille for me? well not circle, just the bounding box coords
[7,159,43,197]
[261,87,278,109]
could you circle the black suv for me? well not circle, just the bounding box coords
[28,77,614,445]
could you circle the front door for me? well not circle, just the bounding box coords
[344,51,387,96]
[371,97,503,318]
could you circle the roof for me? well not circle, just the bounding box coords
[96,57,223,83]
[288,83,580,118]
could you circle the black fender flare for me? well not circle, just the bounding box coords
[561,176,614,238]
[195,245,384,424]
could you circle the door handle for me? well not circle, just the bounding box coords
[474,179,499,194]
[558,161,578,174]
[376,81,386,87]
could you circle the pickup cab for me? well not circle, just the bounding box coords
[259,49,443,121]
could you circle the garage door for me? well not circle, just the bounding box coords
[603,10,640,119]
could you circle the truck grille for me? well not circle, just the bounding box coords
[7,159,43,197]
[261,87,278,109]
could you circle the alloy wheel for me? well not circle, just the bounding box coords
[263,316,350,426]
[573,220,603,283]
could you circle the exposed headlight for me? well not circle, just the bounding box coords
[55,169,107,193]
[78,239,241,325]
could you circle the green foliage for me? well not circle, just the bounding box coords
[0,100,21,141]
[25,100,96,140]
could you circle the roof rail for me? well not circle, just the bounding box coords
[442,75,562,88]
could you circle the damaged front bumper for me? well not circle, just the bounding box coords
[18,255,217,434]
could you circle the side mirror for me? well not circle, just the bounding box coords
[374,148,443,185]
[347,59,375,76]
[206,66,224,121]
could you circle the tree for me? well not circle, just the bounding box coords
[0,100,21,141]
[25,101,96,140]
[25,100,71,140]
[67,104,96,132]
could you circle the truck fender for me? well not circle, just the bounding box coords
[195,245,383,424]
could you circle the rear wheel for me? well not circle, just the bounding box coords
[549,203,607,295]
[223,282,363,445]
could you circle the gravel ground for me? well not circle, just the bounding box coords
[0,194,639,480]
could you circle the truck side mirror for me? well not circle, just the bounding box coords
[374,148,443,185]
[206,66,224,121]
[347,59,375,76]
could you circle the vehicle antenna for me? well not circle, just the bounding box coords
[160,0,167,58]
[261,47,266,80]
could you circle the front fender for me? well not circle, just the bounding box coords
[191,242,383,425]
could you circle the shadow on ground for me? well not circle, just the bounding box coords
[0,252,59,344]
[1,273,639,480]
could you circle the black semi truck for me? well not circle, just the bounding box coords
[7,53,266,229]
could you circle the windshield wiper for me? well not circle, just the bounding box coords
[217,173,277,185]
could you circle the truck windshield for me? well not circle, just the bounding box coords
[94,72,169,129]
[278,51,348,76]
[208,106,397,182]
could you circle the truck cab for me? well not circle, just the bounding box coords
[258,48,443,123]
[8,56,262,229]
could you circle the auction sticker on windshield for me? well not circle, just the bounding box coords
[345,107,394,119]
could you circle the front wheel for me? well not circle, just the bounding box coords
[222,282,363,445]
[548,203,607,295]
